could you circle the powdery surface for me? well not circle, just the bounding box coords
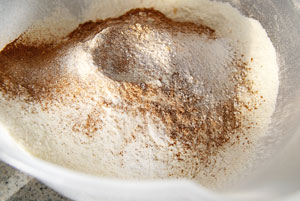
[0,0,278,190]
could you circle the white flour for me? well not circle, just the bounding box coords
[0,0,279,190]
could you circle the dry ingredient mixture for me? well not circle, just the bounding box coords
[0,1,278,189]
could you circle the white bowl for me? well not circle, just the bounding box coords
[0,0,300,200]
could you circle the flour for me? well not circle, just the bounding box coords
[0,0,279,190]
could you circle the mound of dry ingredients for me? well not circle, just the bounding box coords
[0,1,278,190]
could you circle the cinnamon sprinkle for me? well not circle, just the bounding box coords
[0,8,258,171]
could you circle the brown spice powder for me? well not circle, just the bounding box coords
[0,8,258,168]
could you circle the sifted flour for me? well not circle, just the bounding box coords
[0,0,278,189]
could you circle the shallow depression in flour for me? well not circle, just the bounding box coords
[0,0,278,189]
